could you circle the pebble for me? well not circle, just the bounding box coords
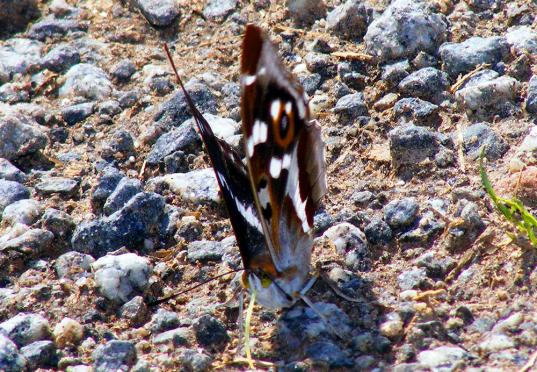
[40,43,80,72]
[187,240,225,263]
[118,89,141,108]
[364,218,393,245]
[479,333,515,353]
[110,59,136,83]
[177,349,212,372]
[373,93,399,111]
[97,100,122,117]
[0,114,48,161]
[0,82,29,103]
[492,312,524,334]
[397,267,429,290]
[326,0,370,40]
[337,61,366,90]
[28,15,86,41]
[0,180,30,213]
[460,123,508,160]
[92,340,137,372]
[20,340,58,370]
[146,120,200,165]
[0,158,26,183]
[153,328,191,347]
[59,63,113,100]
[526,75,537,115]
[54,251,95,280]
[505,26,537,54]
[304,52,336,79]
[380,319,404,339]
[322,222,369,271]
[299,73,322,95]
[393,98,440,127]
[102,178,142,216]
[202,0,238,22]
[305,341,354,368]
[398,67,449,103]
[120,296,149,327]
[439,36,510,78]
[49,0,79,18]
[382,60,411,86]
[35,177,79,197]
[455,76,520,120]
[0,313,51,347]
[158,169,220,204]
[193,315,230,350]
[364,0,447,62]
[0,228,54,256]
[72,192,165,257]
[53,318,84,348]
[149,309,180,333]
[333,93,368,125]
[41,208,75,238]
[417,346,469,370]
[61,102,95,126]
[90,167,124,213]
[2,199,42,226]
[0,38,43,82]
[388,123,438,166]
[384,198,419,229]
[131,0,180,27]
[92,253,152,303]
[0,333,27,371]
[288,0,326,27]
[0,0,40,36]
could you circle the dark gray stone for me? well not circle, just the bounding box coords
[92,340,137,372]
[299,73,322,95]
[35,177,78,197]
[382,60,411,86]
[103,178,142,216]
[0,114,48,161]
[153,328,190,346]
[149,309,180,333]
[364,0,447,62]
[326,0,371,40]
[338,61,367,91]
[384,198,419,229]
[461,123,508,160]
[132,0,180,26]
[90,166,124,213]
[193,315,230,349]
[98,100,121,117]
[72,192,165,257]
[0,333,27,372]
[0,180,30,213]
[101,130,134,160]
[40,44,80,72]
[187,240,225,263]
[388,124,438,165]
[119,296,149,327]
[413,51,437,69]
[111,59,136,82]
[398,67,449,102]
[393,98,440,127]
[0,159,26,183]
[0,313,51,348]
[304,52,336,79]
[202,0,237,21]
[333,93,368,125]
[59,63,113,100]
[118,89,141,108]
[314,210,334,235]
[20,340,58,370]
[177,349,212,372]
[364,218,393,245]
[146,120,200,165]
[439,36,510,78]
[28,15,86,41]
[288,0,326,27]
[54,251,95,280]
[163,151,189,174]
[0,0,40,37]
[148,77,173,96]
[305,341,354,368]
[526,75,537,115]
[61,102,94,125]
[322,223,370,271]
[397,267,429,290]
[41,208,75,238]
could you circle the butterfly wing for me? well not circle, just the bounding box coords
[240,25,327,274]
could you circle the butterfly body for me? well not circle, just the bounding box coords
[173,24,326,310]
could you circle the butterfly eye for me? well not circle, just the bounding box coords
[257,271,272,288]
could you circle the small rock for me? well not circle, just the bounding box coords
[398,67,449,103]
[388,123,438,166]
[0,228,54,256]
[0,313,51,347]
[53,318,84,348]
[337,61,367,90]
[0,180,30,213]
[187,240,225,263]
[304,53,336,79]
[40,43,80,72]
[102,178,142,216]
[49,0,79,18]
[0,0,40,37]
[61,102,94,126]
[92,340,137,372]
[384,198,419,228]
[35,177,79,197]
[110,59,136,82]
[59,63,113,100]
[322,222,369,271]
[382,60,411,86]
[20,340,58,370]
[202,0,237,22]
[153,328,191,347]
[177,349,212,371]
[418,346,469,370]
[131,0,180,27]
[54,251,95,280]
[118,89,141,108]
[28,15,86,41]
[397,267,429,290]
[380,319,404,339]
[460,123,508,160]
[149,309,180,333]
[299,73,322,95]
[41,208,75,238]
[439,36,510,78]
[90,167,124,213]
[393,98,440,127]
[305,341,353,368]
[492,312,524,333]
[158,169,220,204]
[0,114,48,161]
[72,192,165,257]
[193,315,230,350]
[478,334,515,353]
[101,130,135,160]
[333,93,368,125]
[505,26,537,54]
[98,100,121,117]
[119,296,149,327]
[0,333,27,371]
[326,0,370,40]
[364,218,393,245]
[455,76,520,120]
[148,77,173,95]
[364,0,447,62]
[2,199,42,226]
[92,253,152,304]
[288,0,326,27]
[526,75,537,115]
[0,159,26,183]
[0,82,29,103]
[146,120,200,165]
[0,38,44,81]
[373,93,399,111]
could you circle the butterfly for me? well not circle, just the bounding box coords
[166,24,327,310]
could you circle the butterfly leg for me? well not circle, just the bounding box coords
[236,290,244,355]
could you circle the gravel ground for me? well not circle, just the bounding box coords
[1,0,537,371]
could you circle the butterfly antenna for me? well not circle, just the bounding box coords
[147,269,241,307]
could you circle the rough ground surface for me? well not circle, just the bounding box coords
[1,0,537,371]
